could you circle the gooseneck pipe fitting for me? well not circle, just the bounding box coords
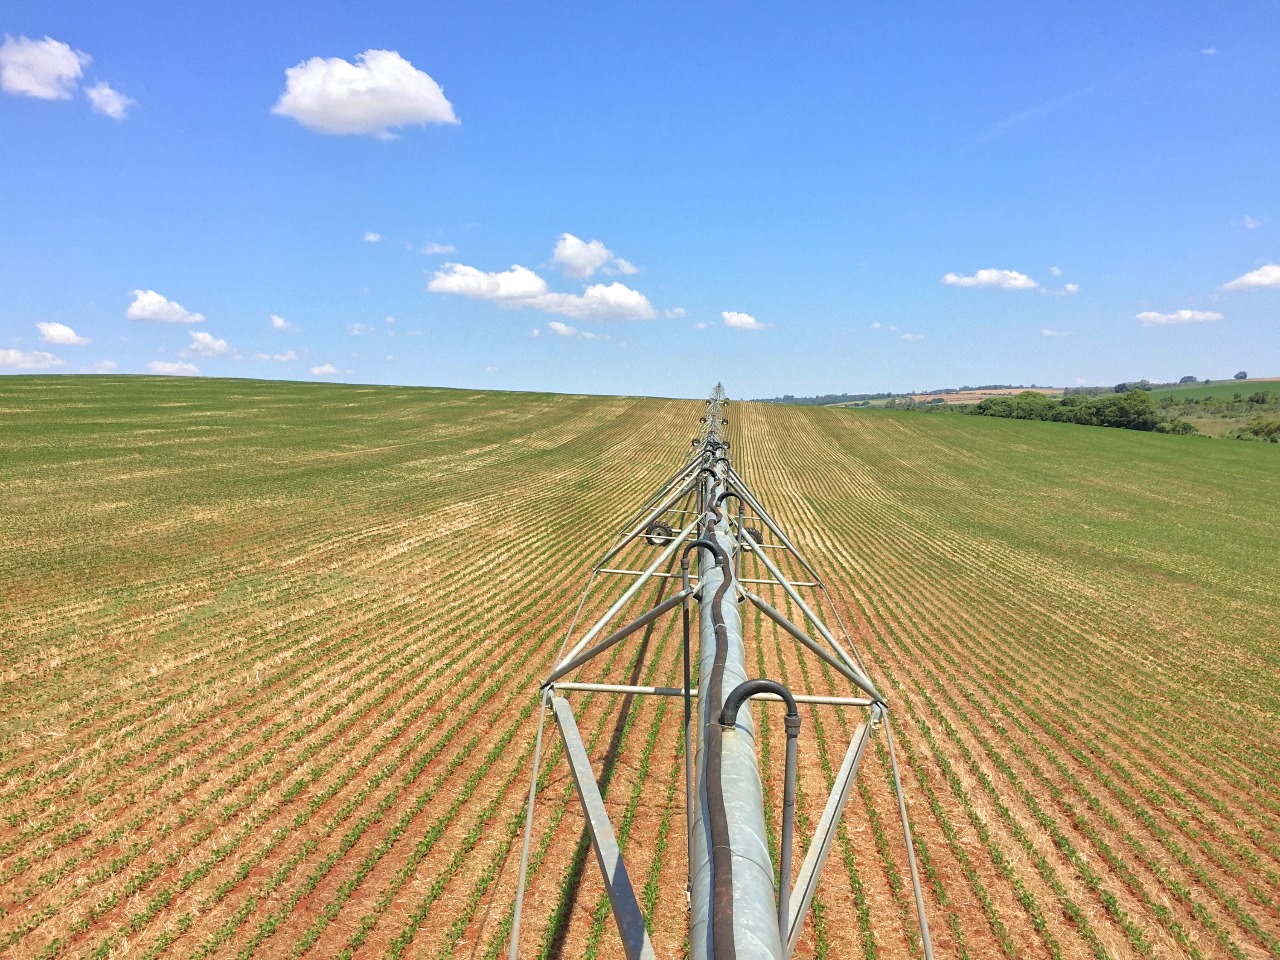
[719,679,802,950]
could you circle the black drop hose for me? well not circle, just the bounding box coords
[720,678,801,948]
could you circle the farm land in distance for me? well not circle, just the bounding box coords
[2,375,1278,959]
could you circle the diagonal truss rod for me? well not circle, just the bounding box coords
[506,384,933,960]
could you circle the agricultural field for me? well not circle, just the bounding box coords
[2,375,1278,960]
[1147,378,1280,403]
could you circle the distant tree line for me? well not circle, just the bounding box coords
[967,389,1196,434]
[765,373,1260,409]
[758,392,899,405]
[1109,372,1248,393]
[757,384,1031,404]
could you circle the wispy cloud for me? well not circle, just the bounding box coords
[147,360,199,375]
[900,333,924,341]
[85,81,134,119]
[968,83,1095,148]
[942,269,1038,290]
[363,231,381,243]
[1041,328,1073,337]
[1046,282,1080,297]
[1136,309,1222,326]
[546,320,603,340]
[0,348,63,370]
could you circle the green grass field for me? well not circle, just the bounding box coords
[2,375,1278,959]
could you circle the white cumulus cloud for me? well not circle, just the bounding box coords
[943,268,1038,289]
[428,262,655,321]
[665,307,687,319]
[0,35,87,100]
[270,314,291,329]
[1222,263,1280,290]
[127,290,204,324]
[363,231,381,243]
[552,234,637,279]
[1136,309,1223,326]
[542,283,653,321]
[187,330,229,356]
[1063,283,1080,294]
[272,49,458,138]
[900,333,925,341]
[722,311,765,330]
[429,263,548,301]
[420,242,456,255]
[37,321,90,345]
[147,360,199,375]
[311,362,338,375]
[554,235,610,278]
[85,81,133,119]
[0,348,64,370]
[1049,266,1063,276]
[252,350,298,362]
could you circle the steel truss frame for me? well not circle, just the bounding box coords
[507,385,933,960]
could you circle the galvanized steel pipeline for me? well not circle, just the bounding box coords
[688,388,785,960]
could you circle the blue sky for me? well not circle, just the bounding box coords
[3,2,1278,399]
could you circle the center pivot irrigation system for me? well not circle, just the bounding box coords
[508,385,933,959]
